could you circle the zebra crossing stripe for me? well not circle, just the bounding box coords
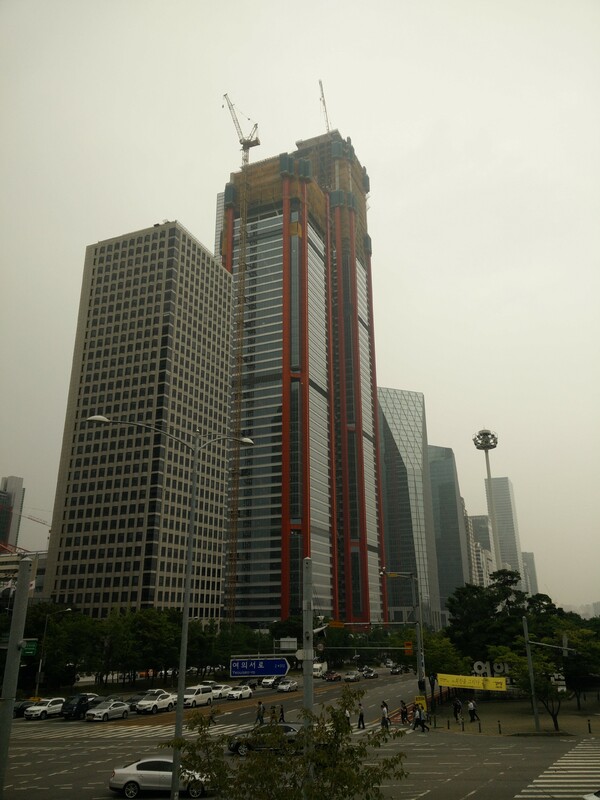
[513,739,600,799]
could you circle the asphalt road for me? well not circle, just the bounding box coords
[5,675,600,799]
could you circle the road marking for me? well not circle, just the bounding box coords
[513,738,600,799]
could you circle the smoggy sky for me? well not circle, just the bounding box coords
[1,0,599,610]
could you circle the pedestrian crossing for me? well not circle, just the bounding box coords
[10,717,415,742]
[514,739,600,799]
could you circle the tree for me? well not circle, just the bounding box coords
[490,643,565,731]
[167,686,408,800]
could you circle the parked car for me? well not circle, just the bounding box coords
[210,684,232,699]
[237,678,258,690]
[362,668,379,679]
[62,693,99,720]
[183,685,214,708]
[108,754,205,798]
[261,676,282,689]
[24,697,66,720]
[136,691,175,714]
[325,671,342,682]
[125,693,146,712]
[86,700,129,722]
[343,671,361,682]
[227,685,253,700]
[277,678,298,693]
[227,722,302,757]
[13,700,35,718]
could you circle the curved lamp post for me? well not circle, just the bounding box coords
[472,429,502,571]
[86,415,253,800]
[35,607,72,697]
[380,568,426,692]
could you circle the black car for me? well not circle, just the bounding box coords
[125,693,146,712]
[238,678,258,690]
[13,700,35,718]
[228,722,302,757]
[62,693,99,720]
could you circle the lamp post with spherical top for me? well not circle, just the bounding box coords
[472,429,502,571]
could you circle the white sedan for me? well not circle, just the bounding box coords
[227,685,253,700]
[108,755,205,799]
[24,697,65,720]
[86,700,129,721]
[211,684,233,699]
[277,679,298,693]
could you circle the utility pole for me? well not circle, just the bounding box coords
[0,557,33,800]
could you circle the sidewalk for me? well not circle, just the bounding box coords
[425,695,600,737]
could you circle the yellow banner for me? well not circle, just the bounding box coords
[414,694,427,711]
[437,673,506,692]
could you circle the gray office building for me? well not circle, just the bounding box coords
[378,388,441,629]
[428,445,470,622]
[485,476,525,586]
[44,221,233,619]
[522,551,539,595]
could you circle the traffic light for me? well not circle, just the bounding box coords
[404,641,413,656]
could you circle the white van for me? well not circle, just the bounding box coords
[183,685,214,708]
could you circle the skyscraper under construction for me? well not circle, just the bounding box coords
[221,131,384,625]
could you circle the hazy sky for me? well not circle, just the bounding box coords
[2,1,599,610]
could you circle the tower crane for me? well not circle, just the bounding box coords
[223,94,260,623]
[223,94,260,167]
[319,79,331,133]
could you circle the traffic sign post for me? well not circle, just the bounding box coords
[230,656,290,678]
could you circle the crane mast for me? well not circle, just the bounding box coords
[319,79,331,133]
[223,94,260,623]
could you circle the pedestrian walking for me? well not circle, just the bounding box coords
[414,703,429,732]
[269,705,277,724]
[357,702,365,730]
[400,700,408,724]
[345,707,351,729]
[468,699,480,722]
[279,704,285,722]
[453,697,462,722]
[255,700,265,726]
[381,701,390,730]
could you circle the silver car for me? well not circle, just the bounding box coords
[108,755,205,798]
[86,699,129,721]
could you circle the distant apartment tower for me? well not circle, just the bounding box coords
[44,221,232,619]
[485,477,524,585]
[221,131,384,625]
[470,515,497,586]
[521,551,539,595]
[378,388,441,629]
[0,476,25,548]
[428,446,470,622]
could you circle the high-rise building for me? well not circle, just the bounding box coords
[0,476,25,548]
[377,388,441,628]
[428,445,470,622]
[485,476,524,585]
[521,551,539,595]
[44,221,232,619]
[470,514,497,585]
[221,131,384,625]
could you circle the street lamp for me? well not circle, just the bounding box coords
[472,429,502,571]
[35,608,72,697]
[85,415,253,800]
[380,569,426,691]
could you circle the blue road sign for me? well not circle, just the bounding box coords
[230,657,290,678]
